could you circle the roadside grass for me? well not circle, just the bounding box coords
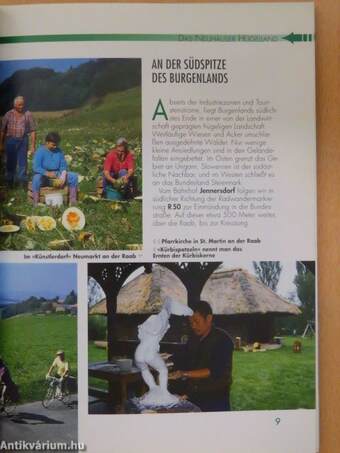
[88,336,316,411]
[0,87,142,251]
[0,314,77,403]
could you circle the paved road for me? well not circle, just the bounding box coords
[0,396,78,447]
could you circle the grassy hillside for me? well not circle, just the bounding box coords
[35,86,142,144]
[0,314,77,403]
[88,336,316,411]
[0,87,142,251]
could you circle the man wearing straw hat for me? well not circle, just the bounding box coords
[46,350,69,397]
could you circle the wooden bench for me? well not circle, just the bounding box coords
[27,181,69,204]
[96,177,104,198]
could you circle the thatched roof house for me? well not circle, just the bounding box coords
[89,265,300,346]
[89,265,187,315]
[201,269,300,316]
[90,265,299,316]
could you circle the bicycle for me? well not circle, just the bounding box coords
[0,383,17,416]
[42,375,71,408]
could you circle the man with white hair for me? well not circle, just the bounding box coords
[0,96,36,187]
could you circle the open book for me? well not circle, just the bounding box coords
[0,3,317,453]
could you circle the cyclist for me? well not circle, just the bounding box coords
[46,350,69,398]
[0,358,19,409]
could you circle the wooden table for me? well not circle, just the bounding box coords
[88,361,145,406]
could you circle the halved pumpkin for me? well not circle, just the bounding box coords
[62,207,85,231]
[37,216,56,231]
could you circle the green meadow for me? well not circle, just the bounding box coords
[0,314,77,403]
[0,87,142,251]
[231,336,316,410]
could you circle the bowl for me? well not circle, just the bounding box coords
[115,358,133,372]
[105,186,123,201]
[45,192,64,207]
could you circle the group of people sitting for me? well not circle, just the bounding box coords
[0,96,137,206]
[31,132,136,206]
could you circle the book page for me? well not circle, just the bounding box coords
[0,3,317,453]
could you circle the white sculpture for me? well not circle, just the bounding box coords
[134,297,193,407]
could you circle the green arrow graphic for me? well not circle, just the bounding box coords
[283,33,314,44]
[0,33,314,45]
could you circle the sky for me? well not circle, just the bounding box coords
[0,263,77,302]
[0,58,94,83]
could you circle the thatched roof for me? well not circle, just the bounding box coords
[201,269,300,315]
[89,299,106,315]
[89,266,300,316]
[89,265,186,315]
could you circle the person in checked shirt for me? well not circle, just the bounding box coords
[0,95,36,187]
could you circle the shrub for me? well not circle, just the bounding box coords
[88,315,107,341]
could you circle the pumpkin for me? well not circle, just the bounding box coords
[62,207,85,231]
[37,216,56,231]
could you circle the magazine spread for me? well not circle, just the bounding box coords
[0,3,317,453]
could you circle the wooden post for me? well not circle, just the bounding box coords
[106,292,117,362]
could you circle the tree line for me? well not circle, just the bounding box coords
[0,290,77,319]
[253,261,315,335]
[0,59,141,114]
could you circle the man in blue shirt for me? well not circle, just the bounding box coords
[32,132,78,206]
[169,300,234,412]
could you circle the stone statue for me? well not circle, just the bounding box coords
[134,297,193,406]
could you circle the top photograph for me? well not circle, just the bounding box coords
[0,57,142,251]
